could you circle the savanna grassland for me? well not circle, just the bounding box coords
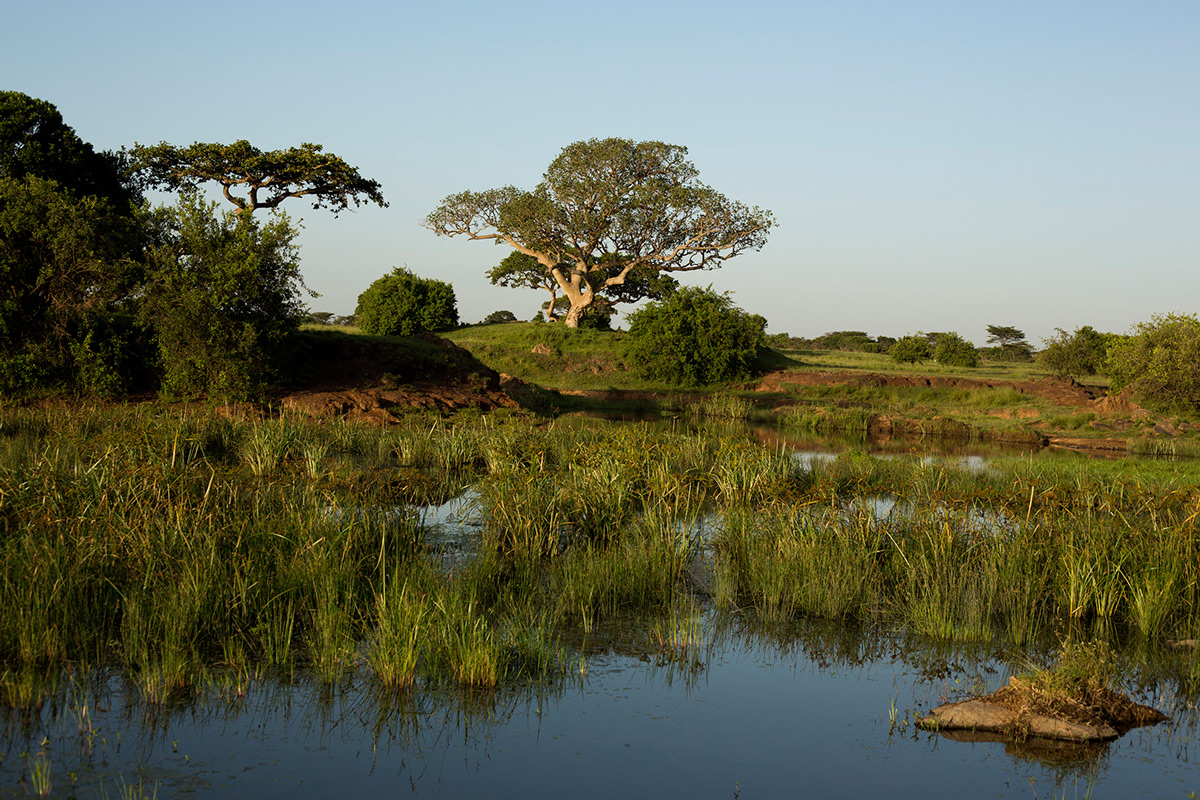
[445,322,1200,456]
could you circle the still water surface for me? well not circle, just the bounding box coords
[4,620,1197,798]
[5,433,1198,797]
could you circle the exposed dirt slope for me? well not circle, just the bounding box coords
[277,331,518,423]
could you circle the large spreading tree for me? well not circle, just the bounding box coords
[130,140,386,216]
[487,251,678,323]
[426,138,774,328]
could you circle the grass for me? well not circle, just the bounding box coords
[777,347,1054,382]
[3,402,1200,714]
[445,322,652,391]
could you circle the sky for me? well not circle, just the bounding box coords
[5,0,1197,345]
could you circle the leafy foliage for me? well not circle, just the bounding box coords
[0,91,139,211]
[624,286,766,387]
[130,140,386,215]
[889,334,932,364]
[490,251,680,325]
[428,138,773,327]
[805,330,897,353]
[139,194,309,399]
[985,324,1033,362]
[1038,325,1109,377]
[1106,313,1200,413]
[488,252,561,319]
[933,332,979,368]
[355,268,458,337]
[481,310,518,325]
[0,176,143,394]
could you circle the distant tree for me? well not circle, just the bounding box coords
[933,331,979,367]
[306,311,335,325]
[427,137,773,328]
[890,334,932,364]
[765,332,796,349]
[624,286,766,387]
[1105,313,1200,413]
[809,331,894,353]
[986,325,1025,347]
[481,309,517,324]
[139,194,309,399]
[1039,325,1109,377]
[985,324,1033,361]
[130,140,386,217]
[355,268,458,336]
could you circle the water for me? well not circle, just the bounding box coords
[4,622,1196,798]
[6,430,1195,796]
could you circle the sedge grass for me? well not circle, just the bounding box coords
[4,402,1200,710]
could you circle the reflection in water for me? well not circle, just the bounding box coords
[2,616,1195,799]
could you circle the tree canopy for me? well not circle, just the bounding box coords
[130,140,386,215]
[986,325,1026,347]
[0,91,139,211]
[427,138,773,327]
[984,324,1033,361]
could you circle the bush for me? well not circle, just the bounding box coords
[0,176,143,395]
[140,194,307,399]
[356,267,457,336]
[933,332,979,368]
[806,330,895,353]
[482,310,517,325]
[624,286,766,387]
[889,334,932,364]
[1038,325,1108,377]
[1105,313,1200,413]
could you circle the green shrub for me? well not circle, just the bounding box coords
[0,176,143,395]
[1106,313,1200,413]
[1039,325,1109,377]
[624,286,766,387]
[933,332,979,368]
[355,267,458,336]
[889,334,932,364]
[140,194,307,399]
[481,310,517,325]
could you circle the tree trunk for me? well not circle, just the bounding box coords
[563,303,584,328]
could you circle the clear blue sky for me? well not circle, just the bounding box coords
[6,0,1197,345]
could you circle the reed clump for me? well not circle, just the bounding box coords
[4,403,1200,711]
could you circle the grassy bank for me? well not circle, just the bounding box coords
[2,405,1199,711]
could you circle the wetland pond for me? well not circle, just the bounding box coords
[3,426,1198,798]
[3,618,1197,798]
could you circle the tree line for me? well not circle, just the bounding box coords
[3,90,1197,408]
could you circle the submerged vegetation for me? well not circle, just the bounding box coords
[2,404,1200,717]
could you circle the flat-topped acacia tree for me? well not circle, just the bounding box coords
[129,140,386,216]
[426,138,774,328]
